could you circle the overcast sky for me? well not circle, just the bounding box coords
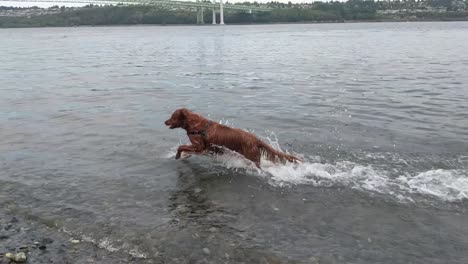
[1,0,325,8]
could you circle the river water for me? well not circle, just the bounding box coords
[1,22,468,263]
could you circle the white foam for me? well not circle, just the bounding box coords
[398,169,468,201]
[97,238,119,252]
[260,160,468,202]
[215,150,258,171]
[260,160,391,191]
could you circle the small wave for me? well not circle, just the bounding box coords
[60,227,148,259]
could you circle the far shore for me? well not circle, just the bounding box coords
[1,18,468,29]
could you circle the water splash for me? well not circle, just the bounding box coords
[164,132,468,203]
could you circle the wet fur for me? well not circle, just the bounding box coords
[165,108,301,168]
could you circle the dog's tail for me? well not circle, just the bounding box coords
[258,141,302,164]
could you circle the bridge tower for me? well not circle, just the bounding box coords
[196,0,205,24]
[212,0,216,24]
[219,0,224,25]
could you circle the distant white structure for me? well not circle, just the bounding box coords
[219,0,224,25]
[212,0,216,24]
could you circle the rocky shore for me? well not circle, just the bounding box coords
[0,210,145,264]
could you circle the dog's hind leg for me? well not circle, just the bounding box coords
[243,148,262,169]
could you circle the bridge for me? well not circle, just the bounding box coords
[2,0,273,24]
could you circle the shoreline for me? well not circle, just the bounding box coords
[0,208,145,264]
[1,18,468,29]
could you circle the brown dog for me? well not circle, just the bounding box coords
[164,108,301,168]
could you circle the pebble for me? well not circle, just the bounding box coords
[16,252,27,263]
[309,256,319,263]
[5,252,27,263]
[42,237,54,244]
[70,239,80,244]
[202,248,210,255]
[18,246,29,253]
[0,233,10,240]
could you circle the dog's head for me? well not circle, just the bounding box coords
[165,108,190,129]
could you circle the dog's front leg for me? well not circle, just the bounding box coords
[175,145,204,160]
[176,145,190,159]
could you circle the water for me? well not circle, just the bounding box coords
[1,22,468,263]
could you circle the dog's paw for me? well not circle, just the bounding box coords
[180,153,192,159]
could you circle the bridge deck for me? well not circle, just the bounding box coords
[4,0,272,11]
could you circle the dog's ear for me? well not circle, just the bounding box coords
[180,108,191,118]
